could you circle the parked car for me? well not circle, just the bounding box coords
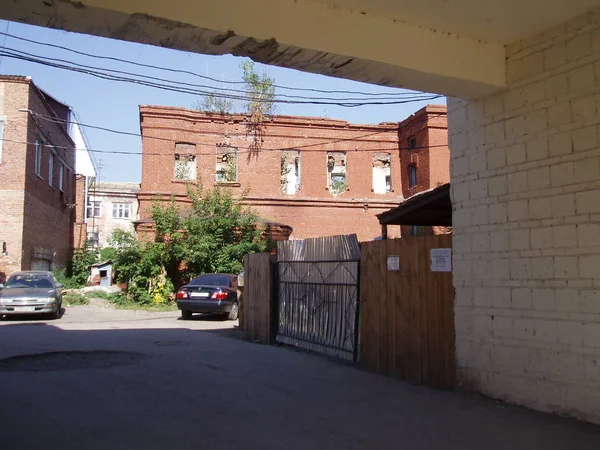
[0,271,63,319]
[176,273,239,320]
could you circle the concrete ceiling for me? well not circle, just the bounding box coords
[0,0,597,97]
[319,0,600,43]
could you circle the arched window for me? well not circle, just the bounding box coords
[408,164,417,188]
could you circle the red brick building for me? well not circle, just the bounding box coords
[138,104,448,242]
[0,76,76,278]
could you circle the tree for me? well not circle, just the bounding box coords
[104,186,270,304]
[240,60,276,122]
[151,184,269,282]
[192,92,235,114]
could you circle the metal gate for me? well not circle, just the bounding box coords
[275,235,361,361]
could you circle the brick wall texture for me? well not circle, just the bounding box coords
[139,105,448,242]
[449,10,600,423]
[0,77,76,277]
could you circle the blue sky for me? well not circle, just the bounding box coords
[0,20,444,182]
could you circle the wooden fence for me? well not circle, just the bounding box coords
[242,253,276,344]
[359,234,455,389]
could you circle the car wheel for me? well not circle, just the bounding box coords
[228,302,239,321]
[51,305,61,320]
[181,310,193,320]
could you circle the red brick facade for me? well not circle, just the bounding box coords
[138,105,448,242]
[397,105,450,236]
[0,77,76,277]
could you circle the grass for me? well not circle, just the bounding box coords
[111,301,178,312]
[62,293,90,306]
[64,289,177,312]
[86,291,178,312]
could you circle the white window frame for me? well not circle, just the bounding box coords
[112,203,131,219]
[59,163,64,192]
[48,151,55,187]
[86,200,101,219]
[34,138,43,177]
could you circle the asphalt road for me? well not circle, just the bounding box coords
[1,305,600,450]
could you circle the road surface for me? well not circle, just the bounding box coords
[1,305,599,449]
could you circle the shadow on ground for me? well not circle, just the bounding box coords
[0,318,598,450]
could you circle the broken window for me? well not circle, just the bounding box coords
[372,153,391,194]
[174,143,197,181]
[281,150,301,194]
[216,146,238,183]
[408,164,418,188]
[327,152,347,194]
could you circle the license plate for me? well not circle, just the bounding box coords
[190,292,210,298]
[14,306,36,312]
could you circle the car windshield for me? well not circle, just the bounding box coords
[189,275,232,287]
[6,275,54,289]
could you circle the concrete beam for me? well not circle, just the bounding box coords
[0,0,506,98]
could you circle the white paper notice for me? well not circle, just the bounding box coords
[387,255,400,271]
[430,248,452,272]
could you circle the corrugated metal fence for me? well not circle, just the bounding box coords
[276,235,361,361]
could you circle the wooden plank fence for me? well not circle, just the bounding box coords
[242,253,276,344]
[359,234,455,389]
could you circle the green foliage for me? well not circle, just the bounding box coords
[54,268,83,290]
[99,246,117,262]
[330,177,347,195]
[63,293,89,306]
[155,184,268,279]
[241,60,276,121]
[54,245,98,289]
[193,93,235,114]
[100,186,267,306]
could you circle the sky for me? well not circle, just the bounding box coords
[0,20,445,183]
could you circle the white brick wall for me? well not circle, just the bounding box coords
[450,10,600,424]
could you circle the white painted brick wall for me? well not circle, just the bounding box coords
[450,9,600,424]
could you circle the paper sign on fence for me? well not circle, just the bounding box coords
[387,255,400,271]
[430,248,452,272]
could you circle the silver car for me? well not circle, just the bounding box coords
[0,271,63,319]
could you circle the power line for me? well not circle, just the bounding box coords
[25,109,445,153]
[0,22,8,68]
[0,30,438,98]
[0,47,441,107]
[0,136,447,158]
[3,45,432,103]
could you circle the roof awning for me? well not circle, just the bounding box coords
[377,183,452,226]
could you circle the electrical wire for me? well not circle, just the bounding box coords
[3,45,433,103]
[0,30,438,98]
[0,136,447,158]
[0,47,441,107]
[25,109,446,153]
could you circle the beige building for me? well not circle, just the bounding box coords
[3,0,600,424]
[86,182,140,248]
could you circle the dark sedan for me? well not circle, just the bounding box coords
[0,271,63,319]
[176,274,239,320]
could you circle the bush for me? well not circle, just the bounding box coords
[99,185,268,306]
